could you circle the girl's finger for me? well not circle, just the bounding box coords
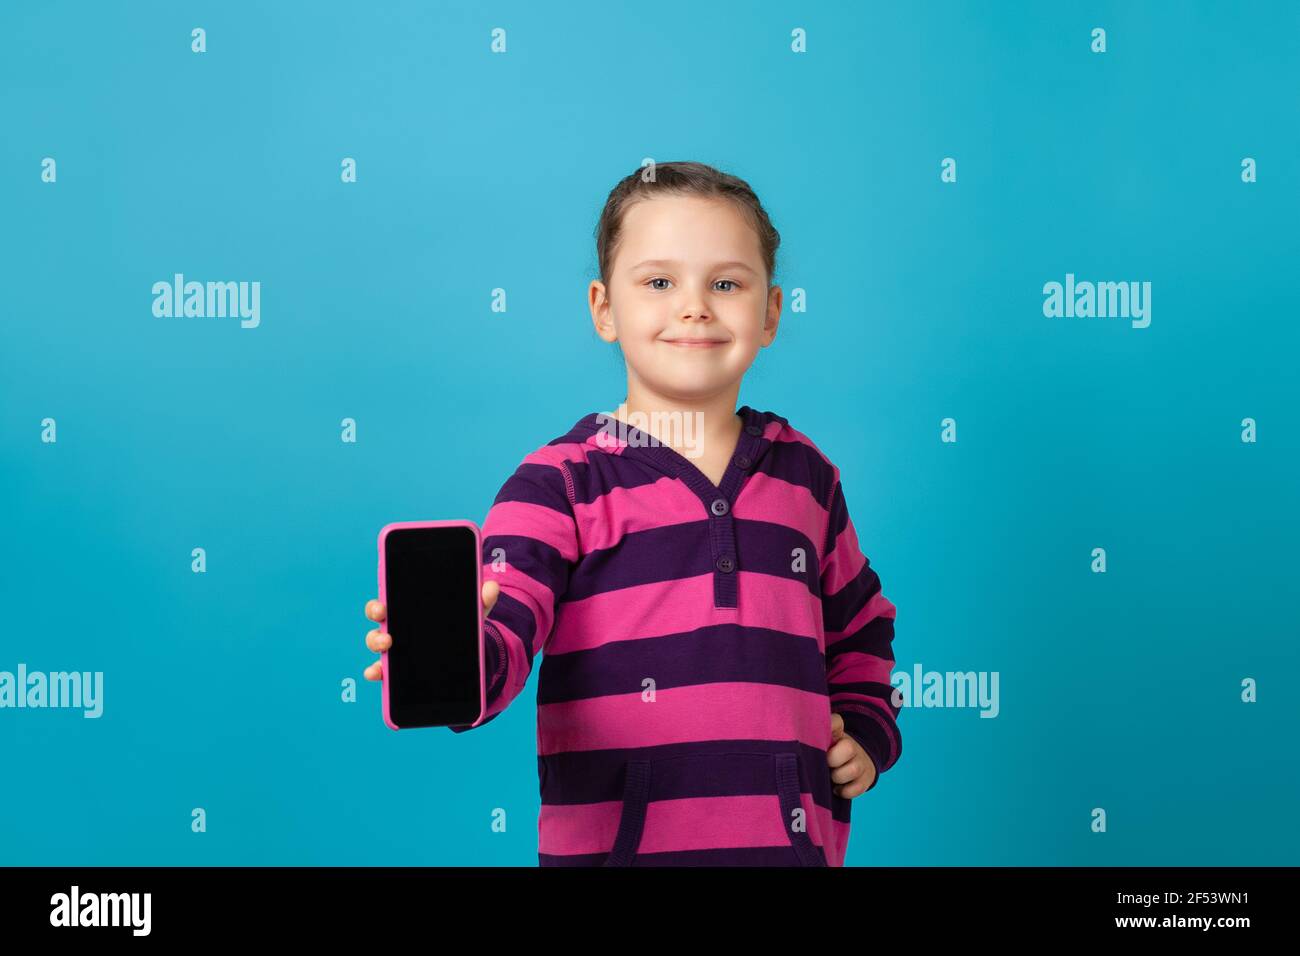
[830,753,865,785]
[365,599,386,622]
[482,580,500,613]
[366,628,391,652]
[825,736,855,769]
[363,661,383,681]
[837,777,868,799]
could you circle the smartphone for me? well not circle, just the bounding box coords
[377,520,486,730]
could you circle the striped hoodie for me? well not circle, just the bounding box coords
[450,405,901,866]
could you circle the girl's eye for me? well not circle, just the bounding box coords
[645,278,740,291]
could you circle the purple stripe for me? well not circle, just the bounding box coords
[826,615,896,669]
[541,844,829,867]
[492,461,571,511]
[822,556,883,633]
[537,623,827,704]
[563,518,822,602]
[538,740,840,813]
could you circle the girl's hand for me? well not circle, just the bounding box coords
[362,581,501,681]
[827,712,878,797]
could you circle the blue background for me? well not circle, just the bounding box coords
[1,0,1296,865]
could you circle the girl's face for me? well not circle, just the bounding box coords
[590,194,781,402]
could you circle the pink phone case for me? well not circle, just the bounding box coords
[378,519,487,732]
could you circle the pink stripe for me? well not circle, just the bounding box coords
[481,564,558,639]
[822,516,867,594]
[565,436,643,466]
[827,650,894,685]
[482,499,579,561]
[826,818,850,867]
[538,681,830,754]
[566,462,829,559]
[826,590,897,642]
[550,572,822,654]
[538,800,623,855]
[571,477,703,552]
[638,793,830,855]
[519,442,596,469]
[538,793,834,857]
[731,471,825,533]
[585,428,636,453]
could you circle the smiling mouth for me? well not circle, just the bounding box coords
[662,339,726,348]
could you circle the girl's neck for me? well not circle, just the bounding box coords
[612,383,744,456]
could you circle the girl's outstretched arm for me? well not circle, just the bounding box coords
[449,450,579,732]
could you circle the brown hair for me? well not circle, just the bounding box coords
[594,161,781,288]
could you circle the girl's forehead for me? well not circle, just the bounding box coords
[618,198,761,257]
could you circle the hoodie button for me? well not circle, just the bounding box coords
[710,498,729,516]
[734,455,751,470]
[745,424,762,437]
[716,555,735,573]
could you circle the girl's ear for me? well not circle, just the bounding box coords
[761,285,782,345]
[589,279,618,343]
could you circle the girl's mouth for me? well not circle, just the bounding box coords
[662,339,726,349]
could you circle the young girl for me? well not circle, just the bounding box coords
[363,161,901,866]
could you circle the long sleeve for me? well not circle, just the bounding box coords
[449,453,579,733]
[820,465,901,788]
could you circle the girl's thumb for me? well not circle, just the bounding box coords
[483,579,501,612]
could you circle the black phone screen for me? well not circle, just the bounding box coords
[384,525,481,728]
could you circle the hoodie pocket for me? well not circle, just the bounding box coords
[602,759,652,866]
[774,751,826,866]
[602,751,826,866]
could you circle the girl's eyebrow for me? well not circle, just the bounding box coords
[631,258,758,275]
